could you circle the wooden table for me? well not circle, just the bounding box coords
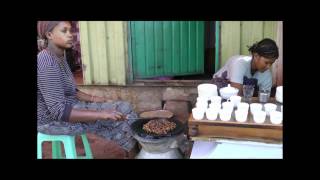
[188,97,283,144]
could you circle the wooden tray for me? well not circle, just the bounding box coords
[189,110,282,130]
[190,97,282,129]
[188,97,283,142]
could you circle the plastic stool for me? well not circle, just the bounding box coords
[37,132,93,159]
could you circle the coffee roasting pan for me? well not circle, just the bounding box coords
[129,117,185,139]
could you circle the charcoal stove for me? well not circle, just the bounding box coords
[130,117,186,159]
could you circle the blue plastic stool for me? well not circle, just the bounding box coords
[37,132,93,159]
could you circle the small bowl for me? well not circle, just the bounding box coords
[219,84,239,100]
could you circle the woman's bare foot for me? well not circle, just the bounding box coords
[125,143,140,159]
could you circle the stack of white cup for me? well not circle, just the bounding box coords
[197,84,218,101]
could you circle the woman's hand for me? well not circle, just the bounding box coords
[100,109,124,121]
[230,82,243,96]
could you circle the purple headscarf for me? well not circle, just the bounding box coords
[37,21,61,51]
[37,21,61,40]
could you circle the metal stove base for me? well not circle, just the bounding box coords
[135,148,183,159]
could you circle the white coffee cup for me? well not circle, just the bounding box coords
[253,110,266,124]
[270,110,283,125]
[222,101,234,111]
[210,96,222,104]
[264,103,277,116]
[206,108,219,121]
[209,102,221,110]
[250,103,263,114]
[235,109,248,122]
[275,86,283,103]
[192,108,205,120]
[237,102,249,112]
[229,95,242,107]
[197,96,208,102]
[196,101,208,109]
[219,109,232,121]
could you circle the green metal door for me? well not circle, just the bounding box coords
[130,21,205,79]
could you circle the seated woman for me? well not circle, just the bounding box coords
[212,38,279,96]
[37,21,138,158]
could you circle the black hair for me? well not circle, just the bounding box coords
[248,38,279,60]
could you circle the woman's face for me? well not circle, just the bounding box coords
[46,21,73,49]
[253,53,275,72]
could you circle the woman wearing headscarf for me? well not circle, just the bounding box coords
[37,21,138,158]
[212,38,279,95]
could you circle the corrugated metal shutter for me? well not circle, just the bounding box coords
[220,21,278,67]
[130,21,205,79]
[78,21,127,85]
[220,21,241,68]
[272,21,283,86]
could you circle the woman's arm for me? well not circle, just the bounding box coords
[230,82,243,96]
[76,90,107,103]
[68,108,123,123]
[38,56,73,122]
[72,90,125,123]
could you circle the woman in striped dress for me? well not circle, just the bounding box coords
[37,21,138,158]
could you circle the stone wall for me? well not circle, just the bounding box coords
[78,85,198,116]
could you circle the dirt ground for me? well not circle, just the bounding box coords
[40,133,193,159]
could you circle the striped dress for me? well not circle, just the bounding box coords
[37,49,138,151]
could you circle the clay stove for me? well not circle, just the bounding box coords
[130,118,185,159]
